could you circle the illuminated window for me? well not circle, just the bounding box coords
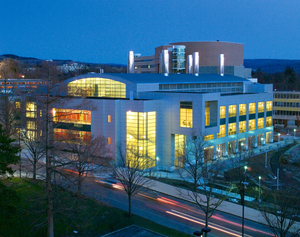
[266,101,273,111]
[15,101,21,109]
[228,105,237,117]
[108,115,111,123]
[40,110,42,117]
[40,130,42,136]
[266,116,272,127]
[26,102,37,118]
[180,102,193,128]
[205,102,210,126]
[217,125,226,138]
[249,103,256,114]
[26,121,36,130]
[204,134,214,141]
[258,102,265,113]
[26,130,36,140]
[52,109,91,125]
[249,119,256,131]
[239,121,246,133]
[239,104,246,116]
[126,111,156,169]
[175,134,186,169]
[68,77,126,98]
[108,137,111,145]
[54,129,91,143]
[258,118,264,129]
[228,123,236,135]
[220,106,226,119]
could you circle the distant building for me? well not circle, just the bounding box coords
[273,91,300,127]
[57,61,87,73]
[132,41,252,78]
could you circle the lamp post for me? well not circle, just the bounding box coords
[242,165,247,237]
[278,133,281,142]
[258,176,261,202]
[294,129,296,141]
[156,157,159,179]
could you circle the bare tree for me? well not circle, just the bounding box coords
[259,187,300,237]
[58,134,109,197]
[177,135,232,236]
[110,143,154,216]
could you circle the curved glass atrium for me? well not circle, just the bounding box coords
[68,77,126,98]
[172,45,186,73]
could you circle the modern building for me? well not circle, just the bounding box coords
[51,72,273,170]
[132,41,252,78]
[273,91,300,128]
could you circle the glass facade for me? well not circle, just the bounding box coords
[258,118,264,129]
[220,106,226,119]
[249,103,256,114]
[249,119,256,131]
[266,116,272,127]
[258,102,265,113]
[205,102,210,126]
[126,111,156,169]
[26,121,36,130]
[180,101,193,128]
[54,128,91,143]
[52,109,91,125]
[266,101,272,111]
[217,125,226,138]
[229,105,237,117]
[174,134,186,169]
[239,121,246,133]
[26,102,37,118]
[204,134,214,141]
[172,45,185,73]
[228,123,236,135]
[239,104,246,116]
[68,77,126,98]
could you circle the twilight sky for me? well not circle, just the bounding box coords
[1,0,299,64]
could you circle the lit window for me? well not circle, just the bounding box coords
[249,119,256,131]
[52,108,91,125]
[228,105,237,117]
[40,130,42,136]
[26,121,36,130]
[249,103,256,114]
[258,118,264,129]
[205,102,210,126]
[204,134,214,141]
[180,101,193,128]
[40,110,42,117]
[266,116,272,127]
[266,101,273,111]
[239,121,246,133]
[26,102,37,118]
[108,115,111,123]
[174,134,186,169]
[228,123,236,135]
[220,106,226,119]
[108,137,111,144]
[15,101,21,109]
[258,102,265,113]
[217,125,226,138]
[239,104,246,116]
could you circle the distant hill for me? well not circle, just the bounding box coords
[244,59,300,73]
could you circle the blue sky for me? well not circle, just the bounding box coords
[1,0,299,64]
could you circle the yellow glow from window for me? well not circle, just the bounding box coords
[15,101,21,109]
[180,102,193,128]
[126,111,156,169]
[239,121,246,133]
[258,102,265,113]
[228,123,236,135]
[204,134,214,141]
[217,125,226,138]
[26,121,36,130]
[68,77,126,98]
[249,119,256,131]
[52,108,91,125]
[266,101,273,111]
[220,106,226,119]
[239,104,246,116]
[108,115,111,123]
[175,134,186,169]
[26,102,37,118]
[258,118,264,129]
[229,105,237,117]
[266,116,272,127]
[249,103,256,114]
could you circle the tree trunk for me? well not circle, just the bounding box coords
[78,173,82,197]
[33,160,37,180]
[128,194,131,216]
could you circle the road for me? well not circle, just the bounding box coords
[15,158,274,236]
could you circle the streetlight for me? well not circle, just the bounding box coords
[156,157,159,179]
[294,129,296,141]
[278,133,281,142]
[258,176,261,202]
[242,165,248,237]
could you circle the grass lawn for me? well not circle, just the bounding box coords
[0,178,192,237]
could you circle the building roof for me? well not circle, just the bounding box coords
[64,73,250,85]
